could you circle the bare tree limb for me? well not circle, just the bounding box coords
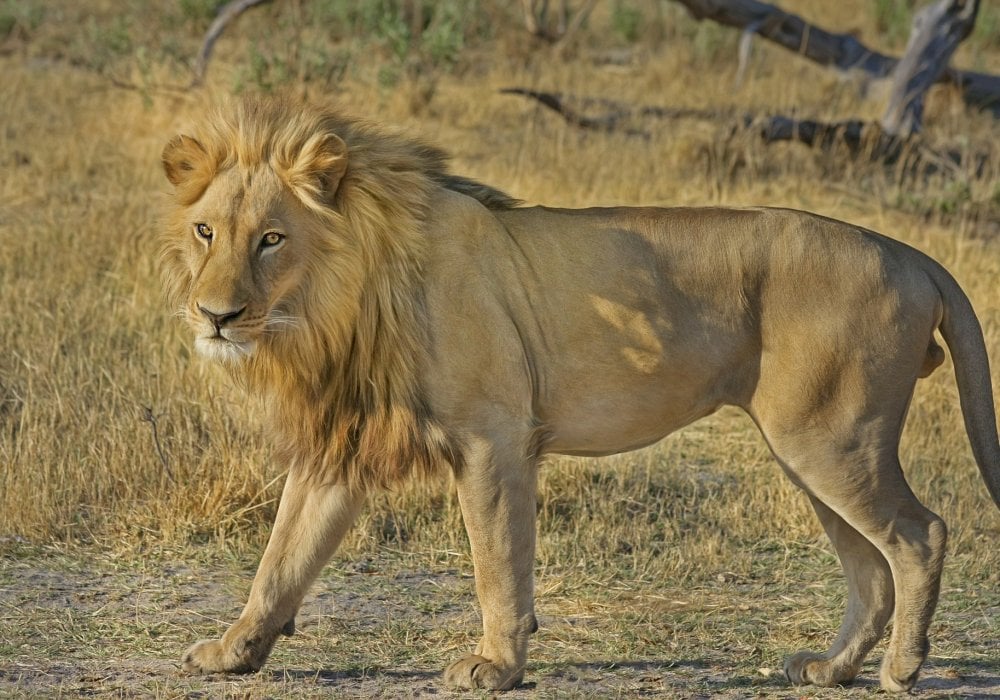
[504,85,891,153]
[734,18,765,89]
[881,0,979,136]
[522,0,542,36]
[557,0,599,47]
[521,0,599,45]
[500,86,732,136]
[502,86,987,177]
[191,0,274,88]
[673,0,898,76]
[670,0,1000,116]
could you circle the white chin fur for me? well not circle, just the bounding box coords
[195,336,256,363]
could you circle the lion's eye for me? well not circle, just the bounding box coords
[260,231,284,249]
[195,223,213,242]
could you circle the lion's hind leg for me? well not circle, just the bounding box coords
[765,435,946,693]
[784,496,894,687]
[750,283,949,692]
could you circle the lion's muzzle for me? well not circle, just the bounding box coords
[197,303,248,333]
[190,303,258,361]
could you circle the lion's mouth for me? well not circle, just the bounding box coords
[195,334,256,362]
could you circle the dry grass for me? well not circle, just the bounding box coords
[1,1,999,696]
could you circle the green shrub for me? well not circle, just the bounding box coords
[612,1,643,43]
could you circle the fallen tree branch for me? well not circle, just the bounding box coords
[674,0,896,76]
[503,86,986,177]
[881,0,980,136]
[749,115,909,161]
[670,0,1000,116]
[500,87,733,136]
[191,0,274,88]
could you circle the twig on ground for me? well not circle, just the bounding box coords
[140,405,173,484]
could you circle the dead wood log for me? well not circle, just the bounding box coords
[674,0,895,76]
[501,85,744,133]
[500,87,732,136]
[502,86,985,177]
[750,115,907,160]
[671,0,1000,116]
[503,86,891,154]
[881,0,979,136]
[191,0,274,88]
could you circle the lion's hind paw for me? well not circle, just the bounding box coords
[784,650,859,688]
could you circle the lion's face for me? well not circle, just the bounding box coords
[161,122,350,364]
[178,168,309,362]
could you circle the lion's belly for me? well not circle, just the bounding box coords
[539,366,727,457]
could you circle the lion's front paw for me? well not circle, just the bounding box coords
[784,650,858,688]
[181,638,257,675]
[879,659,920,693]
[444,654,524,690]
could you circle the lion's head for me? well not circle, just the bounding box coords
[160,100,363,366]
[158,96,508,486]
[161,97,514,370]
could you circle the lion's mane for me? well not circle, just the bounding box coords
[160,96,517,488]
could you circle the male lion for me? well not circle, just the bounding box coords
[160,96,1000,693]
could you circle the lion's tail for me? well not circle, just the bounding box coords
[929,260,1000,509]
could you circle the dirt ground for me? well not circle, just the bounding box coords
[1,542,997,699]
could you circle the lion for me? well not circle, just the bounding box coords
[160,95,1000,693]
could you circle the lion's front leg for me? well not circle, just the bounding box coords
[182,470,365,675]
[444,436,539,691]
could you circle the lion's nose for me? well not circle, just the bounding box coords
[198,304,247,331]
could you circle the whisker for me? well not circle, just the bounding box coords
[266,312,304,330]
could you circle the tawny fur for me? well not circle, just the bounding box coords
[160,95,1000,694]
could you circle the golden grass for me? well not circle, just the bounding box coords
[1,0,998,584]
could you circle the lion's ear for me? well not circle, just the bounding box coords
[283,132,349,205]
[162,135,217,205]
[162,135,212,187]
